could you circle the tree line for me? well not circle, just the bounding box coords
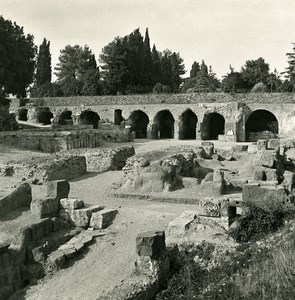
[1,15,295,98]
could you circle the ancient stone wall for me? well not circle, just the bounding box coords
[1,156,86,183]
[86,146,135,172]
[9,93,295,141]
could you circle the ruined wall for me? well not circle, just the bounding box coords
[1,156,86,183]
[9,93,295,141]
[86,146,135,172]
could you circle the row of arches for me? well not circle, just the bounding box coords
[17,107,279,142]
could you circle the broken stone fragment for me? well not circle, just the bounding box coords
[60,198,84,210]
[136,231,166,258]
[267,139,280,150]
[47,180,70,199]
[168,214,196,235]
[89,209,118,229]
[68,205,104,228]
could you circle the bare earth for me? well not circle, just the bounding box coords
[0,139,251,300]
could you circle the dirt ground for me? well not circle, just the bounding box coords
[0,139,252,300]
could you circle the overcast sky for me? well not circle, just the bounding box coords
[2,0,295,79]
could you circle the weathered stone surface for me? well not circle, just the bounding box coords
[47,250,66,271]
[267,139,280,149]
[85,146,135,172]
[89,209,118,229]
[47,180,70,199]
[232,145,248,152]
[67,205,104,228]
[257,140,267,150]
[0,285,14,300]
[136,231,166,258]
[242,183,294,212]
[30,197,60,218]
[0,182,32,216]
[253,166,278,181]
[60,198,84,210]
[181,177,198,189]
[200,170,225,196]
[168,214,196,235]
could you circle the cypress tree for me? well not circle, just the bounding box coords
[36,38,51,86]
[143,28,152,84]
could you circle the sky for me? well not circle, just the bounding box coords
[1,0,295,79]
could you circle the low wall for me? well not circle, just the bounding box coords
[86,146,135,172]
[0,183,32,216]
[1,156,86,183]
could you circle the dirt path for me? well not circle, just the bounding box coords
[22,170,199,300]
[1,139,250,299]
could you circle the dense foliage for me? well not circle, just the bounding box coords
[2,15,295,97]
[99,28,185,94]
[0,15,36,97]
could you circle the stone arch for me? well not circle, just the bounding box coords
[37,108,53,125]
[179,109,198,140]
[80,110,100,129]
[245,109,279,141]
[114,109,124,125]
[58,110,73,125]
[152,110,175,139]
[18,108,28,121]
[201,112,225,140]
[128,110,149,138]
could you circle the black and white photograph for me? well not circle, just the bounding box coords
[1,1,295,299]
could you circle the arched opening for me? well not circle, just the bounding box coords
[179,109,198,140]
[201,112,225,140]
[80,110,100,129]
[114,109,123,125]
[152,110,175,139]
[37,108,53,125]
[18,108,28,121]
[58,110,73,125]
[246,109,278,142]
[128,110,149,138]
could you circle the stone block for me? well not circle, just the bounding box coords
[60,198,84,210]
[257,140,267,150]
[0,182,32,216]
[232,145,248,152]
[168,214,196,235]
[30,197,60,218]
[47,180,70,199]
[248,144,258,154]
[182,177,199,189]
[136,231,165,258]
[69,205,104,228]
[89,208,118,229]
[256,149,279,168]
[267,139,280,150]
[242,184,293,212]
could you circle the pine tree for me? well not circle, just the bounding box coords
[36,38,51,86]
[285,43,295,86]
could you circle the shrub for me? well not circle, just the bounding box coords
[229,204,286,243]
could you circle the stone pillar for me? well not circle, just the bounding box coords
[174,122,179,140]
[146,123,154,139]
[135,231,166,275]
